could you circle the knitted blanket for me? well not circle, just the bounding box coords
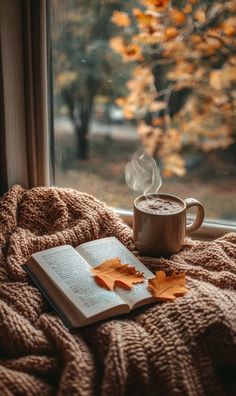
[0,185,236,396]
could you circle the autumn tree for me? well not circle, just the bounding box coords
[51,0,134,159]
[110,0,236,176]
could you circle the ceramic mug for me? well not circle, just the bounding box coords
[133,193,205,257]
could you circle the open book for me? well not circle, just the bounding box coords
[23,237,156,328]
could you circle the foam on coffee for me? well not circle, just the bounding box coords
[137,196,183,215]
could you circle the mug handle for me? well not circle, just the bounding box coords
[184,198,205,234]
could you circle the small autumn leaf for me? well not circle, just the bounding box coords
[111,11,131,27]
[194,8,206,24]
[148,271,188,301]
[133,8,156,28]
[122,44,143,62]
[183,4,192,14]
[164,27,179,40]
[170,9,186,26]
[109,37,124,54]
[142,0,170,12]
[162,154,186,177]
[91,257,144,291]
[222,17,236,37]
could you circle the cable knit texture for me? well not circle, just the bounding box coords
[0,185,236,396]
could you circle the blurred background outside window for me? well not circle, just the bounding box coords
[50,0,236,223]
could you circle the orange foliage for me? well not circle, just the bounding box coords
[111,11,131,27]
[222,17,236,37]
[110,0,236,176]
[122,44,144,62]
[183,4,193,14]
[91,258,144,290]
[133,8,157,28]
[109,37,143,62]
[148,271,188,301]
[109,36,124,53]
[169,9,186,26]
[141,0,170,12]
[164,27,179,40]
[116,66,156,118]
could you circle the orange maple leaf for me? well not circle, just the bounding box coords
[91,257,144,290]
[148,271,188,301]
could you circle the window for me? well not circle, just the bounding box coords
[0,0,236,239]
[50,0,236,227]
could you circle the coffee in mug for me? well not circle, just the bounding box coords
[133,193,205,257]
[137,196,183,215]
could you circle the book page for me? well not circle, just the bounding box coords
[31,245,126,318]
[115,280,155,310]
[76,237,155,308]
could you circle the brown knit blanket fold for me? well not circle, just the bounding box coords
[0,185,236,396]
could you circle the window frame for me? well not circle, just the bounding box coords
[0,0,235,239]
[0,0,51,192]
[0,0,29,190]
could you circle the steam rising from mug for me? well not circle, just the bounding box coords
[125,149,162,195]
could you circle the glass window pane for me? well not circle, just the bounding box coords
[50,0,236,224]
